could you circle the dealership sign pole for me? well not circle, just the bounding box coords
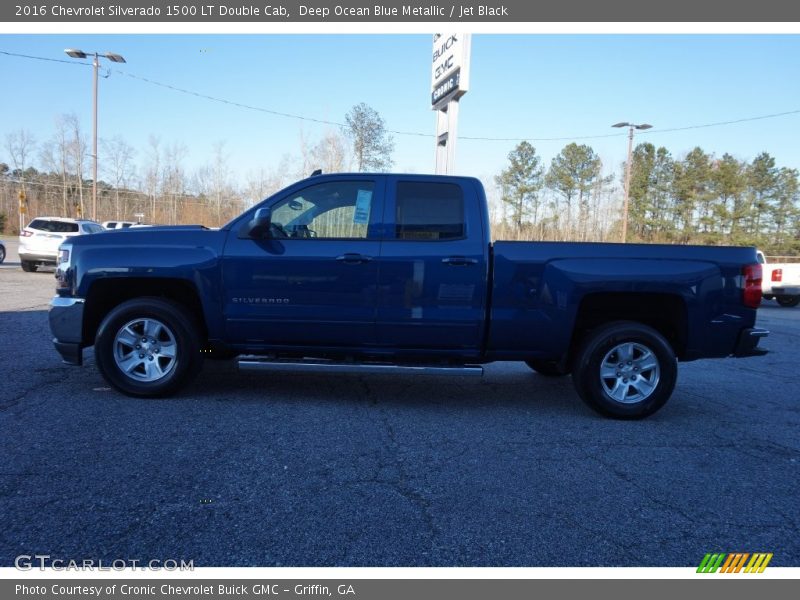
[432,33,471,174]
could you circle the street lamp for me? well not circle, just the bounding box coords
[65,48,126,221]
[612,121,652,243]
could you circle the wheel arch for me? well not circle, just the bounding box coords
[571,292,688,363]
[83,277,208,346]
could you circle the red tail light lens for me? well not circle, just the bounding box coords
[772,268,782,282]
[743,264,762,308]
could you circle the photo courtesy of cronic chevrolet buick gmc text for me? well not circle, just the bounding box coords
[49,173,768,418]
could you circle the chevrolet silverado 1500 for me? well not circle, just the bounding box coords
[50,173,768,418]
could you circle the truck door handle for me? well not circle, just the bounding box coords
[442,256,478,266]
[336,253,373,264]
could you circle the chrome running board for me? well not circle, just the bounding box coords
[237,358,484,377]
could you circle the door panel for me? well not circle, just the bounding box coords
[222,178,383,348]
[377,178,488,351]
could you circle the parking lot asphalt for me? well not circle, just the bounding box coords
[0,239,798,567]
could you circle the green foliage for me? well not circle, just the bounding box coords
[627,145,677,241]
[546,143,601,205]
[710,153,746,236]
[545,143,604,235]
[495,140,800,254]
[495,141,544,229]
[342,103,395,172]
[746,152,779,235]
[670,147,712,241]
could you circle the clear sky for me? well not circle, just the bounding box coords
[1,34,799,190]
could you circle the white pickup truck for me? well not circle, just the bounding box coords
[757,251,800,307]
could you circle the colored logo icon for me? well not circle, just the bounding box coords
[697,553,773,573]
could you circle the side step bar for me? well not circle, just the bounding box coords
[238,358,484,377]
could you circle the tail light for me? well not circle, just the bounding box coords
[772,268,782,282]
[743,264,762,308]
[20,230,33,237]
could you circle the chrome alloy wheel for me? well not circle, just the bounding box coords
[113,317,178,382]
[599,342,660,403]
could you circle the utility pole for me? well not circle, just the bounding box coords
[65,48,127,221]
[612,122,652,242]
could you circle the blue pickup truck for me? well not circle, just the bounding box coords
[50,173,767,418]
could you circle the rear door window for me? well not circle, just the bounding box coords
[395,182,465,240]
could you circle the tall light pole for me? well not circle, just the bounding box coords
[612,121,652,243]
[65,48,126,221]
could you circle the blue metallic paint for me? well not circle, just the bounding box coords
[54,174,761,365]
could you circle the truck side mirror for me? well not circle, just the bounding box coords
[240,207,272,239]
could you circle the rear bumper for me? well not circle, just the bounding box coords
[734,327,769,357]
[19,250,57,264]
[771,286,800,296]
[49,296,85,365]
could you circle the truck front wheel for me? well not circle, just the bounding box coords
[94,298,204,397]
[572,321,677,419]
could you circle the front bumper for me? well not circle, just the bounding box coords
[49,296,85,365]
[733,327,769,357]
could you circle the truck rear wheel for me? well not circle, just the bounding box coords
[572,321,677,419]
[94,298,204,397]
[21,260,37,272]
[775,295,800,308]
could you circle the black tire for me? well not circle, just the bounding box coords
[572,321,677,419]
[525,359,569,377]
[0,246,5,264]
[775,295,800,308]
[94,297,204,397]
[21,260,37,272]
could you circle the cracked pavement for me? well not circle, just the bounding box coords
[0,243,798,566]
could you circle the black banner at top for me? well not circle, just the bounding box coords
[3,0,800,22]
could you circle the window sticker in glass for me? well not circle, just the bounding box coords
[353,189,373,225]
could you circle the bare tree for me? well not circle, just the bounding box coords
[311,129,349,174]
[162,142,188,224]
[102,135,136,221]
[4,129,36,228]
[42,116,72,216]
[64,114,87,219]
[144,136,161,223]
[211,141,230,226]
[343,103,394,172]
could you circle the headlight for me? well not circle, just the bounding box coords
[56,244,73,291]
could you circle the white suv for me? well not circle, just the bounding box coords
[19,217,104,272]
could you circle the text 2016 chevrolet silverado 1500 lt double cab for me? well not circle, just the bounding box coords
[49,173,768,418]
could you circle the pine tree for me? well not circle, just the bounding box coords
[494,141,545,231]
